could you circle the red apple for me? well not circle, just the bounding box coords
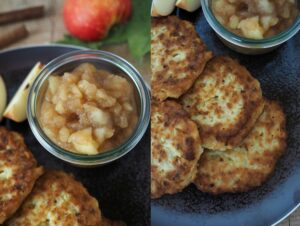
[63,0,132,41]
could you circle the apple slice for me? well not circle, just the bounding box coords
[0,76,7,121]
[3,62,43,122]
[176,0,201,12]
[151,0,176,17]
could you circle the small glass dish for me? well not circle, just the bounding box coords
[27,50,150,167]
[201,0,300,54]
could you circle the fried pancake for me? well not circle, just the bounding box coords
[0,127,43,224]
[151,16,213,102]
[181,56,265,150]
[193,100,286,194]
[7,170,101,226]
[151,101,202,199]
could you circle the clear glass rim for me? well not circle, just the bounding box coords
[27,50,150,166]
[201,0,300,48]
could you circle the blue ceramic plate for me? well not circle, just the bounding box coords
[151,10,300,226]
[0,44,150,226]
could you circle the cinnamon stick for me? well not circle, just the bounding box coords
[0,6,44,25]
[0,25,29,49]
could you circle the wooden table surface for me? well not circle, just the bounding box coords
[0,1,299,226]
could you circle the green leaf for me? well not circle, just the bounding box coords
[126,0,151,59]
[57,35,102,49]
[101,24,128,45]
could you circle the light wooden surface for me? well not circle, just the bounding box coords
[0,0,151,84]
[0,1,299,226]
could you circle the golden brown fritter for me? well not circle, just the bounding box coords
[181,56,265,151]
[193,100,286,194]
[0,127,43,224]
[7,170,101,226]
[151,16,213,102]
[151,101,203,199]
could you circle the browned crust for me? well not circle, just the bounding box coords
[151,101,202,199]
[193,100,286,194]
[181,56,265,150]
[151,16,213,102]
[0,127,43,224]
[7,170,101,226]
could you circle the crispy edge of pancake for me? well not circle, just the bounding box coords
[7,170,101,226]
[151,16,213,102]
[151,101,202,198]
[0,127,43,224]
[181,56,265,150]
[193,100,286,194]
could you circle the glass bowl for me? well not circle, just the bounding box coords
[201,0,300,54]
[27,50,150,167]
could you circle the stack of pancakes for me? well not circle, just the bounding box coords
[151,16,286,198]
[0,127,124,226]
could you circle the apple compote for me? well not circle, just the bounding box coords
[40,63,138,155]
[212,0,299,39]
